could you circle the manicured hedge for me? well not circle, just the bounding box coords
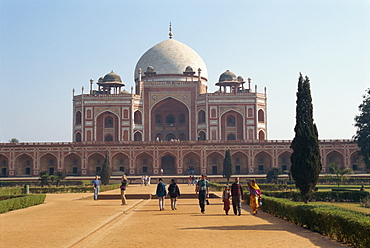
[0,187,23,196]
[28,184,121,194]
[262,190,370,202]
[210,182,296,192]
[0,194,46,214]
[0,180,85,187]
[261,196,370,248]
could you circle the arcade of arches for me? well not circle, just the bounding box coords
[0,148,365,177]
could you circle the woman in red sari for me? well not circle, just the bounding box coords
[222,186,231,215]
[247,179,261,215]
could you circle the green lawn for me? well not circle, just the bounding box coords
[316,185,368,191]
[313,201,370,215]
[308,185,370,214]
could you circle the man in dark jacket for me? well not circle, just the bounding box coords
[231,177,243,216]
[168,179,181,210]
[156,178,167,211]
[196,174,209,214]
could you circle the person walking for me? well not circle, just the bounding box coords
[222,185,231,215]
[248,179,261,215]
[168,179,181,210]
[156,178,167,211]
[92,175,101,201]
[120,175,128,205]
[195,174,209,214]
[231,177,244,216]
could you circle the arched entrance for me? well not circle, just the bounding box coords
[151,97,190,141]
[161,155,176,175]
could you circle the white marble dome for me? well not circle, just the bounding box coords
[134,39,208,82]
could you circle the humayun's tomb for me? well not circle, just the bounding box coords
[0,27,365,177]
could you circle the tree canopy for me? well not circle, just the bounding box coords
[222,149,233,185]
[290,73,322,203]
[8,138,19,143]
[354,88,370,171]
[100,152,111,185]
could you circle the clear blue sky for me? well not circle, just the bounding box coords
[1,0,369,142]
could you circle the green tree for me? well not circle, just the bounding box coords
[354,88,370,171]
[222,149,233,185]
[100,152,111,185]
[8,138,19,143]
[55,171,65,187]
[266,168,281,183]
[38,171,50,187]
[290,73,322,203]
[329,163,353,188]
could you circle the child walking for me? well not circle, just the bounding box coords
[222,186,231,215]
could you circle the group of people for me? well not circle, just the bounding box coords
[141,175,151,186]
[222,178,261,215]
[188,175,196,185]
[156,178,181,211]
[93,174,262,215]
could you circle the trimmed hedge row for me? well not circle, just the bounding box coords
[0,180,86,187]
[261,196,370,248]
[0,194,46,214]
[0,187,23,196]
[27,184,121,194]
[209,182,296,192]
[263,190,370,202]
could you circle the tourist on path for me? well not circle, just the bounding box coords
[92,175,101,201]
[247,179,261,215]
[168,179,181,210]
[222,185,231,215]
[120,175,128,205]
[156,178,167,211]
[231,177,244,216]
[195,174,209,214]
[141,176,145,186]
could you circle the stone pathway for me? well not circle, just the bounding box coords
[0,184,349,248]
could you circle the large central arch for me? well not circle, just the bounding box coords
[151,97,189,141]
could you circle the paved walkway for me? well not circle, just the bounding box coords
[0,183,349,248]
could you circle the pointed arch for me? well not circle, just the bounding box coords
[136,152,153,175]
[183,152,201,175]
[150,97,190,141]
[64,153,81,176]
[254,151,272,174]
[96,111,119,142]
[221,110,244,140]
[231,151,248,174]
[15,154,33,176]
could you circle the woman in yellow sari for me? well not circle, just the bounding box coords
[247,179,261,215]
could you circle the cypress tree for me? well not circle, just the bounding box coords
[100,152,111,185]
[290,73,322,203]
[354,88,370,171]
[223,149,233,185]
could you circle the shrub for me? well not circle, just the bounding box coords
[261,196,370,248]
[0,194,46,214]
[262,190,369,202]
[360,196,370,208]
[0,187,23,196]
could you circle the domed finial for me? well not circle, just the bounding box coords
[169,22,173,39]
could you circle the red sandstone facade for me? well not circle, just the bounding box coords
[0,140,365,177]
[0,34,365,177]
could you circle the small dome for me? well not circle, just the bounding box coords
[146,66,155,72]
[185,66,194,72]
[102,71,122,83]
[219,70,237,82]
[237,76,244,82]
